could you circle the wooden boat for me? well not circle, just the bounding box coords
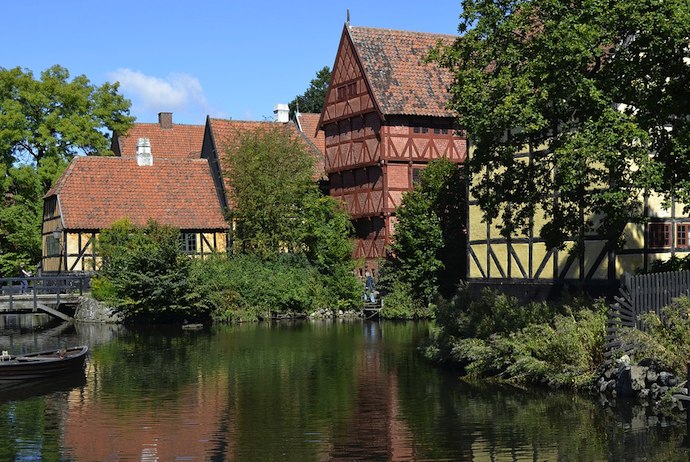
[0,346,88,382]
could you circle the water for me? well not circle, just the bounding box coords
[0,316,688,461]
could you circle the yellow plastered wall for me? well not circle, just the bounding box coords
[617,254,643,277]
[533,242,553,279]
[469,244,487,278]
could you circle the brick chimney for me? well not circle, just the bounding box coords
[158,112,173,129]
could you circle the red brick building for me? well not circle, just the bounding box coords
[318,24,467,270]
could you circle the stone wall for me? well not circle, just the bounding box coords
[598,355,689,411]
[74,295,123,323]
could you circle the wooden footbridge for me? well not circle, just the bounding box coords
[0,275,91,322]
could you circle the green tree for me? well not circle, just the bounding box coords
[383,159,465,305]
[221,124,360,310]
[0,65,134,164]
[431,0,690,251]
[0,65,133,275]
[223,124,320,256]
[288,66,331,118]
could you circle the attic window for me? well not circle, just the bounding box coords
[347,82,357,97]
[337,85,347,101]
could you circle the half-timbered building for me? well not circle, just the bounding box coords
[318,24,467,270]
[41,150,228,274]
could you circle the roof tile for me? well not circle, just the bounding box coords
[113,123,205,159]
[47,157,228,231]
[348,26,457,117]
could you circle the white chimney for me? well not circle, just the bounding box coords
[273,103,289,123]
[136,138,153,166]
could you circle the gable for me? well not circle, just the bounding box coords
[320,25,379,126]
[320,24,458,128]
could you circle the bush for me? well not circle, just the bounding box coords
[192,253,360,321]
[428,287,608,389]
[97,219,209,323]
[618,296,690,376]
[379,279,433,319]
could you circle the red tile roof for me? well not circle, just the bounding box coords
[46,156,228,230]
[296,113,325,153]
[295,113,326,178]
[208,118,326,180]
[112,123,205,159]
[348,26,457,117]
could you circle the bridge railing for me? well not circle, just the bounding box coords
[0,275,92,312]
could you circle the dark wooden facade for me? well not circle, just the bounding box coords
[320,25,466,268]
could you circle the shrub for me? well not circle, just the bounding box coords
[428,287,608,389]
[97,220,209,323]
[618,296,690,375]
[192,253,360,321]
[379,279,432,319]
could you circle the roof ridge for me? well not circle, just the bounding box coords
[349,25,457,39]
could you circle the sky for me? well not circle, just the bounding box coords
[1,1,462,126]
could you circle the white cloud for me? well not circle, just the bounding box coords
[107,68,210,115]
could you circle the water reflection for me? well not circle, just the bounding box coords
[0,319,688,461]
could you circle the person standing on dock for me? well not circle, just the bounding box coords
[365,271,376,304]
[19,264,31,294]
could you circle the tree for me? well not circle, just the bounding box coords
[0,65,133,275]
[431,0,690,251]
[288,66,331,118]
[0,157,69,276]
[383,159,466,305]
[222,124,360,307]
[0,65,134,165]
[223,124,317,257]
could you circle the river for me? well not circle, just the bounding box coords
[0,316,688,461]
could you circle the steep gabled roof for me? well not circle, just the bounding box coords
[111,118,205,160]
[46,156,228,230]
[347,25,457,117]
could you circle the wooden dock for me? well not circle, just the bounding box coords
[363,300,383,319]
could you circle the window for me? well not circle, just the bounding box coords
[433,128,449,135]
[648,223,671,248]
[182,233,197,254]
[347,82,357,97]
[337,85,347,101]
[412,167,423,185]
[413,126,429,134]
[677,224,690,249]
[46,235,60,256]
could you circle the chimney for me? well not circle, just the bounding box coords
[158,112,173,129]
[273,104,289,123]
[136,138,153,166]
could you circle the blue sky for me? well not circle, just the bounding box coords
[1,1,462,126]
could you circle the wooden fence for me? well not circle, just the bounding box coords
[607,270,690,356]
